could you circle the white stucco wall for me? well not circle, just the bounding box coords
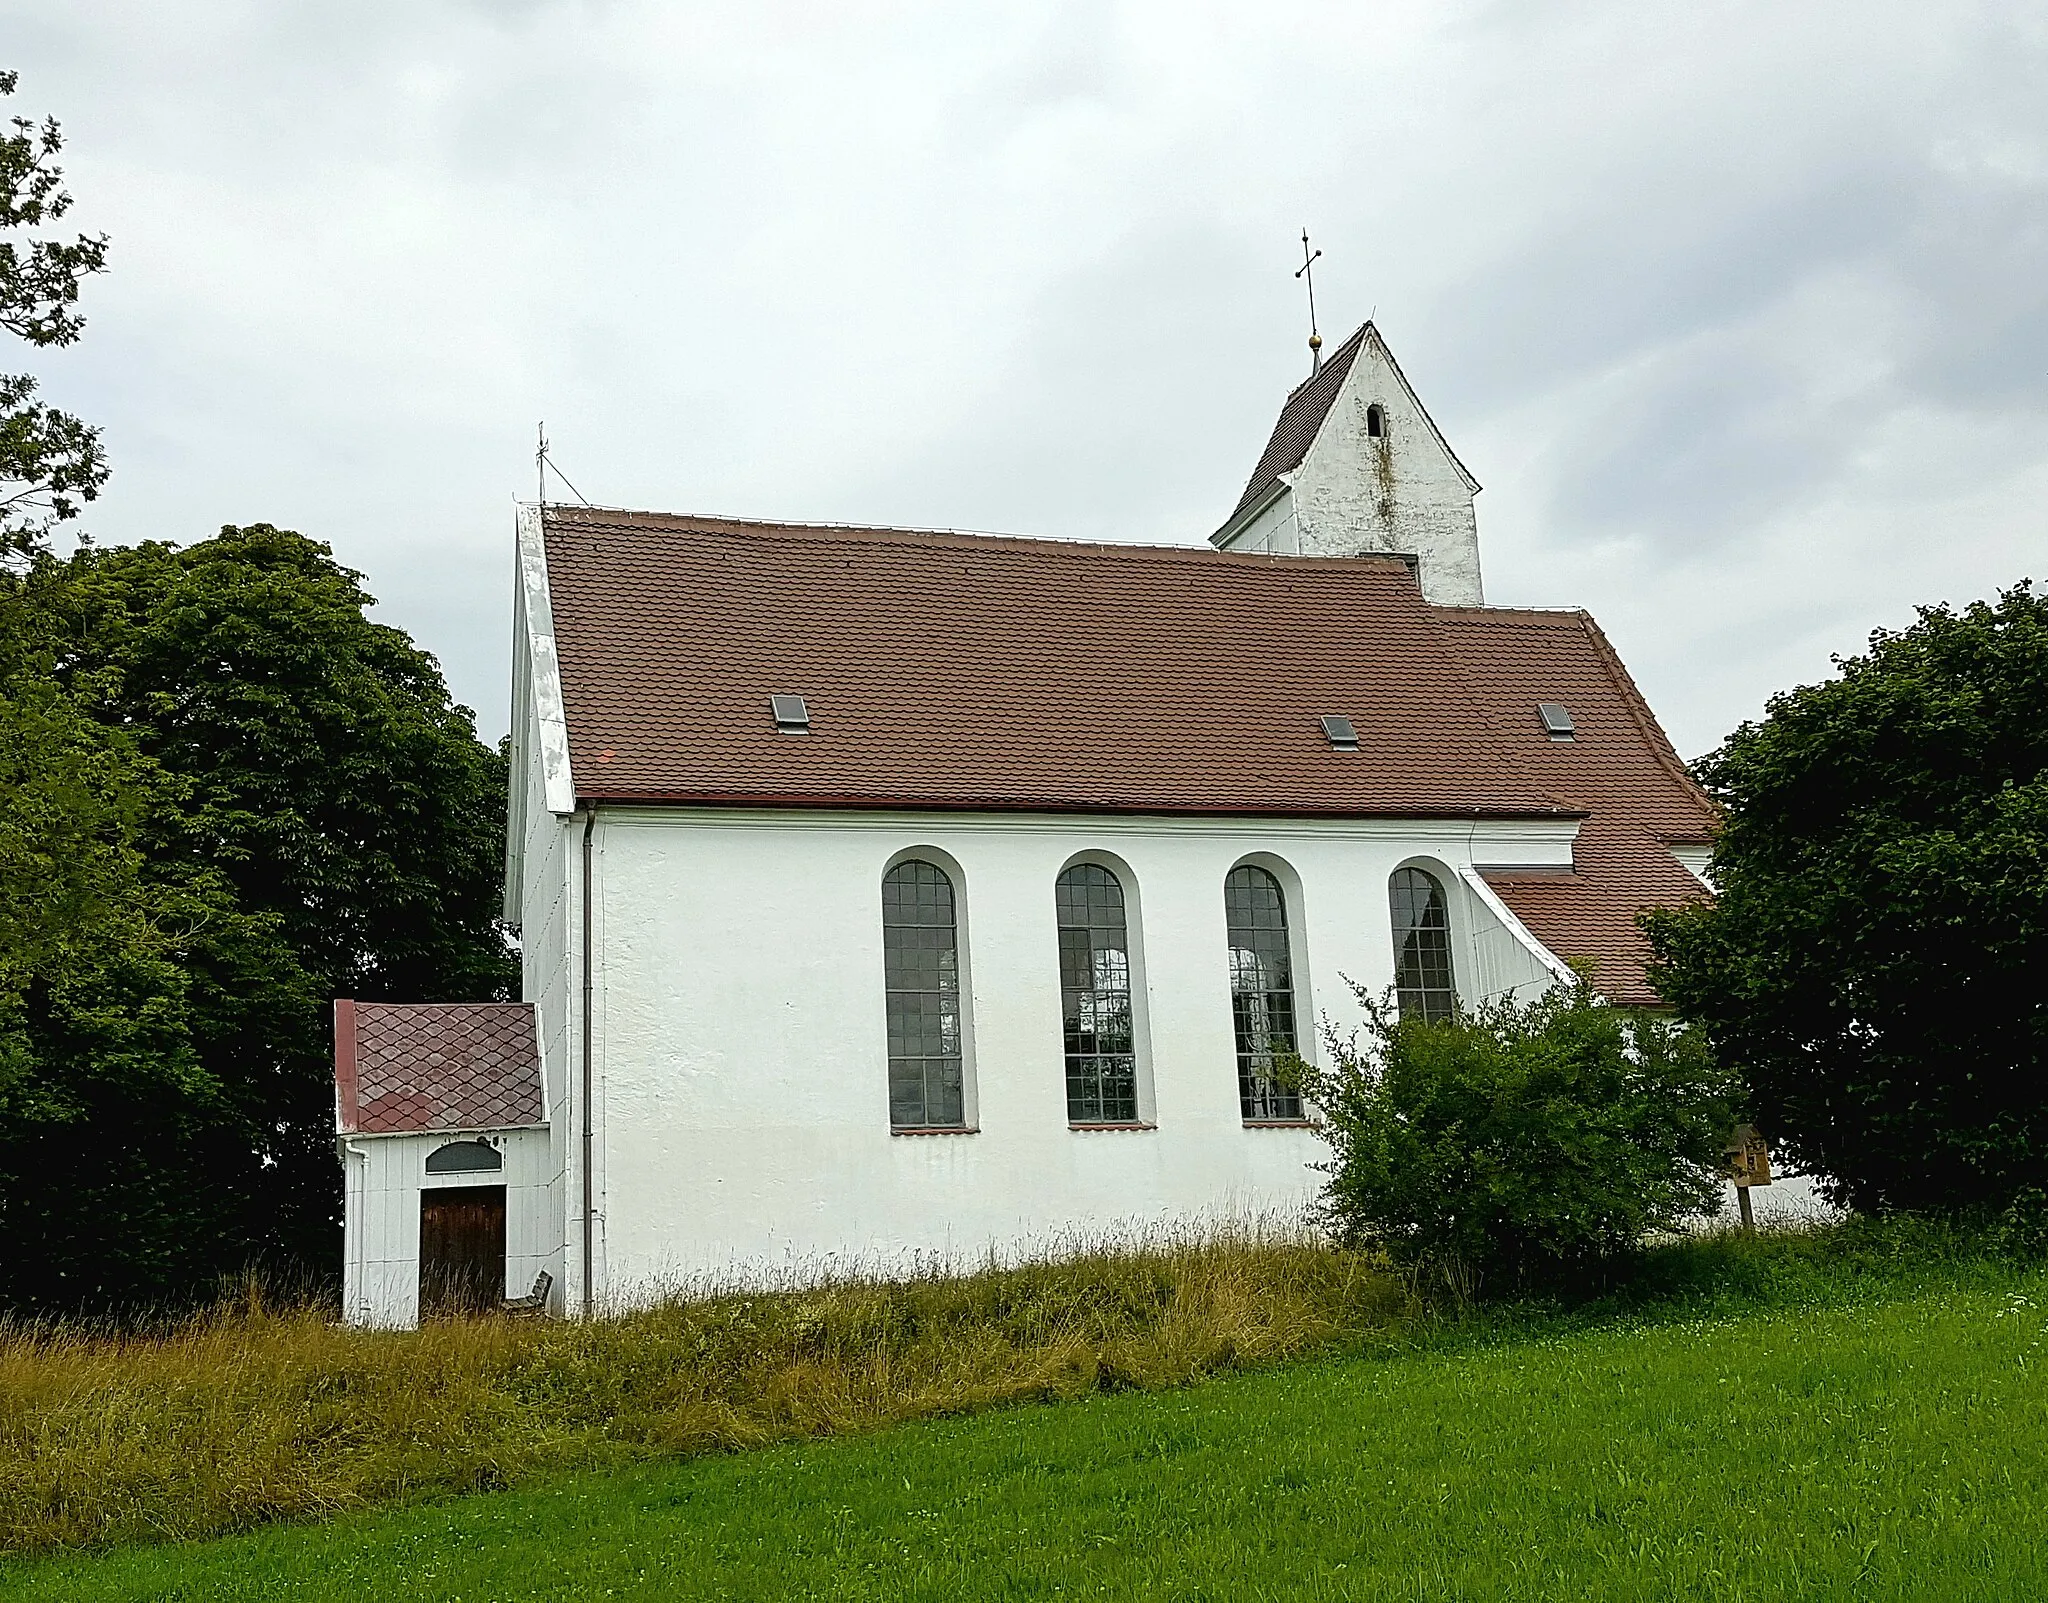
[576,806,1572,1307]
[1278,337,1484,605]
[1222,487,1302,556]
[340,1128,554,1328]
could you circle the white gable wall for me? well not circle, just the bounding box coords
[1218,334,1485,605]
[578,805,1571,1307]
[1287,337,1484,605]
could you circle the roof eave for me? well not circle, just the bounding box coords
[519,504,577,817]
[341,1121,551,1140]
[568,789,1591,821]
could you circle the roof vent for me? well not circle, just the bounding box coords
[770,694,811,734]
[1537,702,1576,741]
[1320,714,1360,751]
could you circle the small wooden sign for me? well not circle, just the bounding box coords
[1725,1124,1773,1188]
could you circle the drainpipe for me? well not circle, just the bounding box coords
[580,804,597,1318]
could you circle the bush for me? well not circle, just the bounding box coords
[1293,981,1741,1295]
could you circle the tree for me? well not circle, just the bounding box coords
[2,70,109,559]
[0,602,281,1311]
[0,526,513,1313]
[1293,981,1737,1295]
[1645,583,2048,1213]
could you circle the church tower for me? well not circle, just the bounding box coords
[1211,322,1484,606]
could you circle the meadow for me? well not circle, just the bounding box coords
[4,1221,2045,1600]
[0,1232,1403,1556]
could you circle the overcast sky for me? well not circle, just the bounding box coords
[7,1,2045,756]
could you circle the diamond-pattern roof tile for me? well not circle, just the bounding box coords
[334,1001,544,1135]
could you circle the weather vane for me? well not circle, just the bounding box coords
[1296,228,1323,375]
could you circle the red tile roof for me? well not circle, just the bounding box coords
[1435,606,1715,1004]
[547,510,1575,818]
[538,507,1715,1000]
[334,1001,544,1135]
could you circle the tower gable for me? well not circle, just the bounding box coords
[1213,323,1485,606]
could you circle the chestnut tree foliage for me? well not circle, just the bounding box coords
[1,70,108,559]
[0,529,514,1315]
[1646,584,2048,1213]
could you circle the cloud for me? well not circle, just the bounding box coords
[4,0,2044,755]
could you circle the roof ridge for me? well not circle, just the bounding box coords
[541,503,1047,542]
[542,507,1428,570]
[1275,323,1369,406]
[1434,603,1594,621]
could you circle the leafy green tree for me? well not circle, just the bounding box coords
[0,526,513,1312]
[0,601,281,1311]
[1646,584,2048,1213]
[1293,982,1738,1295]
[2,70,108,559]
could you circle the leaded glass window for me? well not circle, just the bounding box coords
[1390,866,1457,1023]
[1057,863,1138,1124]
[1225,865,1303,1121]
[882,860,966,1129]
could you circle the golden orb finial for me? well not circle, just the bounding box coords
[1309,331,1323,351]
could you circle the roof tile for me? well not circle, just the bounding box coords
[335,1001,544,1135]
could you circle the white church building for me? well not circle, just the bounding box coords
[335,323,1717,1327]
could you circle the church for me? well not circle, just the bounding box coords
[334,322,1717,1328]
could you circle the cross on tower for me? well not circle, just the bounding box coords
[1295,229,1324,375]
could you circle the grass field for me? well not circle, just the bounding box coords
[0,1234,1404,1556]
[8,1235,2046,1601]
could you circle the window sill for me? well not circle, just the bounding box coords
[1242,1119,1318,1130]
[891,1125,978,1137]
[1068,1122,1157,1133]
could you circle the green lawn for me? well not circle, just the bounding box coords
[11,1267,2046,1602]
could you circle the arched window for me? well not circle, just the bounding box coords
[425,1139,501,1174]
[1366,403,1386,439]
[1057,863,1137,1124]
[1390,867,1457,1023]
[1225,865,1303,1121]
[882,859,966,1129]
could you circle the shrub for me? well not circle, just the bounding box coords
[1293,981,1741,1295]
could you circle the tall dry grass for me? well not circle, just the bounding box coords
[0,1232,1405,1556]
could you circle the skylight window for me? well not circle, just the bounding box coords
[1538,703,1576,741]
[771,694,811,734]
[1320,715,1359,751]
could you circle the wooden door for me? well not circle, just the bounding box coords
[419,1185,506,1316]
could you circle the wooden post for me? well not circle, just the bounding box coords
[1725,1124,1772,1236]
